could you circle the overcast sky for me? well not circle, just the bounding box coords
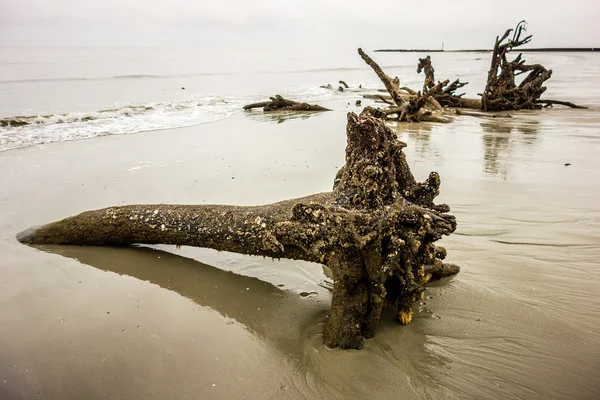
[1,0,599,49]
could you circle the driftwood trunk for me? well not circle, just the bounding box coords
[18,108,458,349]
[243,95,330,112]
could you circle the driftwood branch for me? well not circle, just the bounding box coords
[400,87,418,95]
[358,48,406,107]
[17,108,459,350]
[535,99,588,109]
[373,94,396,106]
[417,56,436,92]
[243,95,330,112]
[455,97,483,109]
[358,49,452,123]
[417,55,480,109]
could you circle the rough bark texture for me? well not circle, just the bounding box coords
[243,95,330,112]
[18,108,458,350]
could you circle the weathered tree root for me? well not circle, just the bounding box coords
[417,56,481,109]
[481,21,586,111]
[17,108,458,350]
[243,95,331,112]
[360,25,584,121]
[358,49,453,123]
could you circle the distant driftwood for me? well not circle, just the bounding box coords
[358,48,454,123]
[319,80,362,92]
[360,21,585,123]
[417,55,481,109]
[243,95,330,112]
[17,108,458,349]
[482,21,586,111]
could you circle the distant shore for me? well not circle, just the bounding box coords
[374,47,598,53]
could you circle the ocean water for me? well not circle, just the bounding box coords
[3,47,597,151]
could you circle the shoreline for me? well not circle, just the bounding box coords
[375,47,599,53]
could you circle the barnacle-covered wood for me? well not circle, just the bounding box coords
[17,109,458,349]
[243,95,330,112]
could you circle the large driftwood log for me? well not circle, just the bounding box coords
[481,21,586,111]
[243,95,330,112]
[18,108,458,349]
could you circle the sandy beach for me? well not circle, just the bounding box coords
[1,91,600,399]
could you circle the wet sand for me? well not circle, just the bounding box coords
[1,99,600,399]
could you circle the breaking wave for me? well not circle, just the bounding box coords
[0,98,244,151]
[0,86,359,152]
[0,105,156,128]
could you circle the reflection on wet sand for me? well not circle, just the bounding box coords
[244,110,321,124]
[32,245,458,398]
[481,117,540,178]
[37,244,328,357]
[391,122,444,165]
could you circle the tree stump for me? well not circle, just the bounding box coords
[17,108,459,349]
